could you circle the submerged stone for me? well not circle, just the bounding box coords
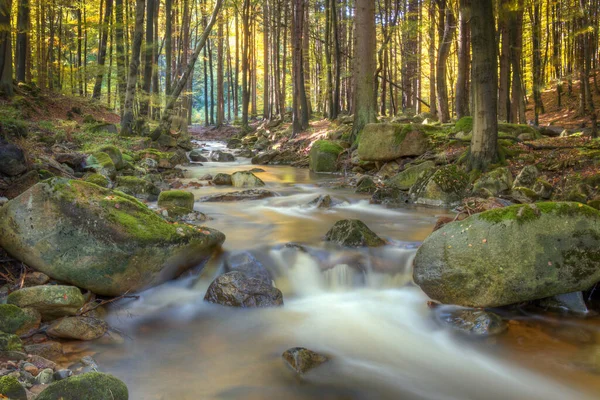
[437,309,507,337]
[537,292,589,315]
[325,219,386,247]
[282,347,328,374]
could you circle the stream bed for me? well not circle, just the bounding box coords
[83,142,600,399]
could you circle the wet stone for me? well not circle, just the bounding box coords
[282,347,328,374]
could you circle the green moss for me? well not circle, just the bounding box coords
[0,304,30,334]
[84,173,110,188]
[0,331,23,351]
[479,202,600,224]
[311,140,344,155]
[35,372,128,400]
[432,165,469,194]
[158,190,195,211]
[90,152,115,168]
[455,116,473,133]
[38,169,55,180]
[49,178,196,243]
[0,115,28,138]
[135,148,171,161]
[0,375,27,400]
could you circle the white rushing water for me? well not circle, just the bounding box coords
[92,143,597,399]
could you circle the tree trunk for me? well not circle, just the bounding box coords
[0,0,11,96]
[428,0,436,116]
[115,0,126,114]
[351,0,377,140]
[93,0,113,99]
[151,0,224,138]
[165,0,172,96]
[455,0,471,119]
[120,0,145,136]
[497,0,510,121]
[140,0,154,116]
[262,0,269,120]
[470,0,498,171]
[436,0,455,123]
[241,0,251,127]
[16,0,29,83]
[216,14,224,127]
[509,0,525,124]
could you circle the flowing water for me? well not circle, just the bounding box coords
[87,142,600,399]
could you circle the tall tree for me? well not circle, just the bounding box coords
[352,0,377,140]
[115,0,126,113]
[292,0,310,134]
[0,0,12,96]
[120,0,145,136]
[16,0,29,83]
[93,0,113,99]
[469,0,498,171]
[436,0,455,123]
[455,0,470,119]
[140,0,154,116]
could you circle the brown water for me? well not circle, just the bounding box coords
[87,141,600,400]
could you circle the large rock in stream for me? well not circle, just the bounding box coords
[357,123,430,162]
[0,178,225,296]
[413,202,600,307]
[204,271,283,308]
[36,372,128,400]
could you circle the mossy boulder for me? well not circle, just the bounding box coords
[0,304,41,334]
[115,176,160,201]
[511,186,539,203]
[0,178,225,296]
[355,176,377,194]
[0,143,27,176]
[324,219,386,247]
[454,116,473,133]
[212,173,233,185]
[85,152,116,180]
[513,165,539,189]
[472,167,513,197]
[211,151,235,162]
[309,140,344,172]
[231,171,265,188]
[413,202,600,307]
[84,173,110,188]
[94,145,124,170]
[7,285,84,320]
[386,161,435,191]
[135,149,184,169]
[0,331,23,351]
[36,372,128,400]
[158,190,194,212]
[88,123,118,135]
[410,165,469,207]
[189,149,208,162]
[47,317,108,341]
[0,375,27,400]
[357,123,430,162]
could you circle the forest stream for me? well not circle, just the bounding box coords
[70,141,600,400]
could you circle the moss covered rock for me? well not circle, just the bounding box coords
[36,372,128,400]
[0,331,23,351]
[324,219,386,247]
[413,202,600,307]
[95,145,124,170]
[189,149,208,162]
[410,165,469,207]
[386,161,435,191]
[472,167,513,197]
[84,173,110,188]
[47,317,108,341]
[7,285,84,320]
[357,123,430,162]
[158,190,194,212]
[511,186,539,203]
[355,176,377,194]
[85,152,116,180]
[0,304,41,334]
[212,173,233,185]
[0,375,27,400]
[0,178,225,296]
[309,140,344,172]
[115,176,160,201]
[513,165,539,189]
[231,171,265,188]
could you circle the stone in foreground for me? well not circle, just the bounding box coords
[325,219,386,247]
[309,140,344,172]
[282,347,328,374]
[0,375,27,400]
[0,178,225,296]
[7,286,84,320]
[414,203,600,307]
[47,317,108,341]
[204,271,283,308]
[36,372,128,400]
[437,309,507,337]
[0,304,41,334]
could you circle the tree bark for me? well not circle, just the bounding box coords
[216,13,224,127]
[470,0,498,171]
[16,0,29,83]
[435,0,455,123]
[352,0,377,140]
[115,0,126,113]
[498,0,510,121]
[0,0,11,96]
[455,0,471,119]
[140,0,154,116]
[93,0,113,99]
[120,0,145,136]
